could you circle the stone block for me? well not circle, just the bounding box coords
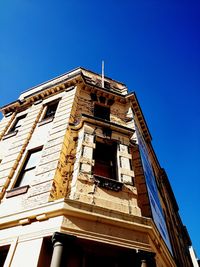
[48,129,66,140]
[80,163,92,173]
[39,151,61,165]
[119,151,132,159]
[9,140,27,149]
[0,169,11,179]
[0,160,17,171]
[22,192,50,209]
[121,175,133,184]
[36,160,59,175]
[0,178,7,187]
[120,168,134,177]
[0,153,20,164]
[32,170,56,185]
[43,136,64,148]
[7,146,24,156]
[82,146,93,159]
[28,180,52,197]
[120,157,131,169]
[42,144,63,156]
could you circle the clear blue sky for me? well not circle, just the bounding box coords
[1,0,200,258]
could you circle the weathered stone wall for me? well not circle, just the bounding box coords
[0,113,16,141]
[0,104,43,199]
[65,87,141,216]
[0,86,78,212]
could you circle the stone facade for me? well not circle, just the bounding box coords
[0,67,194,266]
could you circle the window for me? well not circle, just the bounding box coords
[94,104,110,121]
[104,81,110,89]
[43,101,59,120]
[8,114,26,133]
[93,141,117,180]
[14,147,43,188]
[37,238,53,267]
[0,245,10,267]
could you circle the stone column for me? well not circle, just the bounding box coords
[137,250,156,267]
[141,259,148,267]
[50,232,76,267]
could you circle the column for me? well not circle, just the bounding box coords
[50,232,76,267]
[137,250,156,267]
[141,259,148,267]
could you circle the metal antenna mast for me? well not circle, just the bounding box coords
[102,60,104,88]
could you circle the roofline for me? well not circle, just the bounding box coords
[21,66,83,95]
[0,67,128,113]
[80,66,127,86]
[126,91,152,141]
[21,66,126,96]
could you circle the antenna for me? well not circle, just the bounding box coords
[102,60,104,88]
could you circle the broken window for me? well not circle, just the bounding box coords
[93,141,117,180]
[94,104,110,121]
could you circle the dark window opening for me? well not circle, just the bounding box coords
[0,245,10,267]
[37,238,53,267]
[14,147,43,188]
[104,81,110,89]
[94,104,110,121]
[8,114,26,133]
[93,141,117,180]
[43,101,59,120]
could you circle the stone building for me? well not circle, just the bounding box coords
[0,67,194,266]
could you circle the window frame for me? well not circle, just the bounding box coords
[8,114,26,133]
[6,147,43,198]
[3,114,26,140]
[93,140,118,181]
[14,147,43,188]
[39,100,59,125]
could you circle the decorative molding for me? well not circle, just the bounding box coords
[94,175,123,192]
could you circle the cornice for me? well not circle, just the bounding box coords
[126,92,152,142]
[0,198,176,266]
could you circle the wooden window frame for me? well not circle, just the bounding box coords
[93,140,118,181]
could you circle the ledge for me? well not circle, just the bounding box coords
[80,113,135,137]
[38,116,54,126]
[94,175,123,192]
[2,130,18,140]
[6,185,30,198]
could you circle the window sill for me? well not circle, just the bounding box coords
[94,175,123,192]
[6,185,30,198]
[38,116,54,126]
[2,130,18,140]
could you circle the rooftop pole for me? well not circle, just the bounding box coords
[102,60,104,88]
